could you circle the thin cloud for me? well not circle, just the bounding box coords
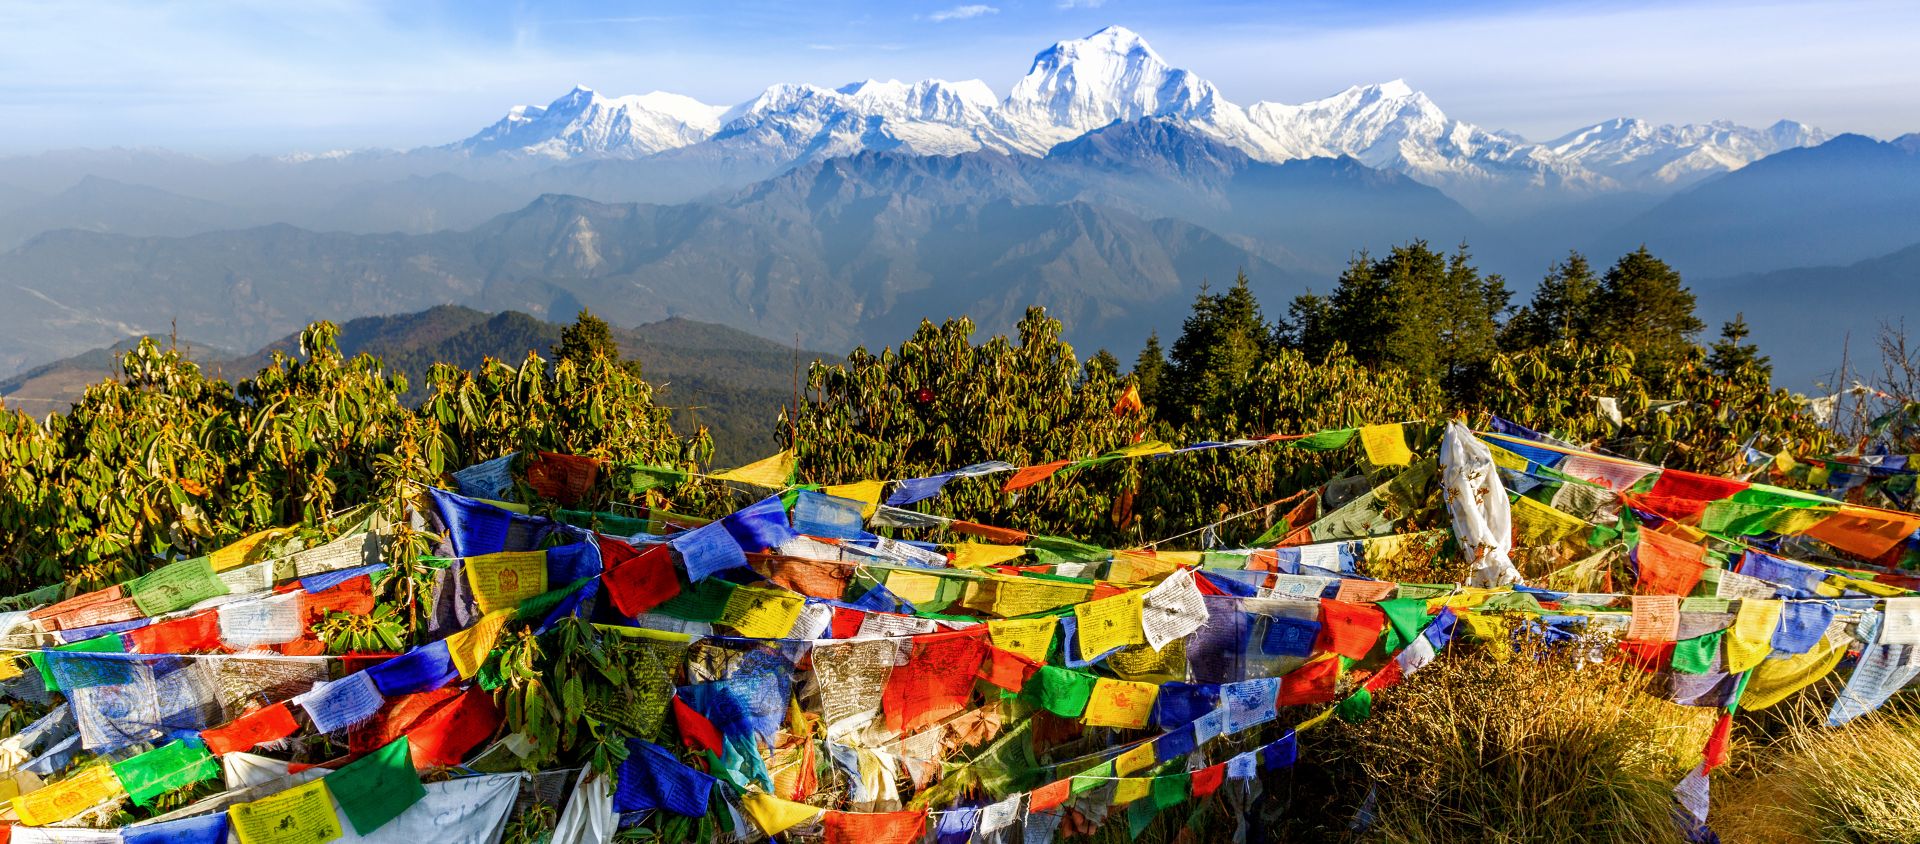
[925,5,999,23]
[1057,0,1107,8]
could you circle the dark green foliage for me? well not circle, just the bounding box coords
[1707,313,1771,383]
[1595,246,1704,375]
[1503,251,1601,350]
[1286,241,1509,400]
[1133,332,1167,408]
[555,309,643,379]
[1162,273,1275,423]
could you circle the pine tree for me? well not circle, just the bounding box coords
[1164,273,1274,420]
[1504,251,1599,349]
[553,308,644,379]
[1302,241,1507,397]
[1596,246,1703,370]
[1707,313,1771,381]
[1133,332,1167,408]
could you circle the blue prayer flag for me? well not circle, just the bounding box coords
[671,523,749,582]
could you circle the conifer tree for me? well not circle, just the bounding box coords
[1707,313,1771,381]
[1595,247,1703,370]
[1164,273,1273,421]
[554,308,643,379]
[1504,251,1600,349]
[1133,332,1167,407]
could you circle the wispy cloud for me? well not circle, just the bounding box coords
[925,5,998,23]
[806,43,842,51]
[1057,0,1107,8]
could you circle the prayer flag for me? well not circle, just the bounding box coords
[462,551,548,614]
[113,738,218,805]
[200,702,300,756]
[1360,424,1412,466]
[326,737,424,835]
[1083,678,1159,729]
[227,778,341,844]
[671,523,750,582]
[709,450,796,487]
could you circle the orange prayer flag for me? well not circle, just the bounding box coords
[1316,599,1385,660]
[1634,529,1708,595]
[1277,656,1340,706]
[823,809,927,844]
[1003,460,1073,493]
[1029,777,1072,812]
[1112,384,1144,416]
[526,451,600,505]
[1802,506,1920,560]
[201,702,300,755]
[881,633,988,734]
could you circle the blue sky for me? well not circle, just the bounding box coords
[3,0,1916,154]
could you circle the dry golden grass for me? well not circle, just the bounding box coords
[1336,637,1713,843]
[1715,704,1920,844]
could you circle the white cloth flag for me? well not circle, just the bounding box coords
[1440,421,1521,587]
[1879,597,1920,645]
[1142,568,1209,651]
[334,773,525,844]
[218,592,304,648]
[550,767,617,844]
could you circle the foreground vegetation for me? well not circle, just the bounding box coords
[0,241,1908,841]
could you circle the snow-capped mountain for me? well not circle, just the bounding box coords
[449,26,1824,198]
[456,86,728,158]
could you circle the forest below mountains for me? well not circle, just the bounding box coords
[0,239,1862,587]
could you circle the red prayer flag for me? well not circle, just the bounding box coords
[1703,712,1732,772]
[126,610,221,654]
[602,539,682,617]
[979,646,1041,692]
[1277,656,1340,707]
[1634,529,1708,595]
[1316,599,1386,660]
[674,695,724,758]
[829,607,864,639]
[1623,494,1711,525]
[1614,639,1676,672]
[407,686,501,767]
[949,520,1031,545]
[350,687,462,754]
[526,451,600,505]
[201,701,300,755]
[1190,762,1227,798]
[882,633,988,734]
[302,576,376,624]
[1029,778,1072,812]
[1363,660,1405,692]
[823,809,927,844]
[1002,460,1073,493]
[1650,469,1749,502]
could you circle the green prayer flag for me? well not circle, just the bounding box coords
[1671,631,1724,675]
[1251,519,1291,545]
[1337,687,1373,723]
[1393,583,1454,601]
[656,578,736,622]
[111,739,219,805]
[517,577,593,620]
[1027,666,1096,718]
[326,737,425,835]
[1127,797,1160,837]
[1070,761,1115,795]
[555,509,651,536]
[1294,428,1359,451]
[129,556,229,617]
[623,465,689,493]
[1150,773,1189,810]
[1377,598,1433,652]
[32,633,124,693]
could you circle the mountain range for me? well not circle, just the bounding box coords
[0,26,1912,393]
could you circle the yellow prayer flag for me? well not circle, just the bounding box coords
[711,450,797,488]
[1487,444,1530,472]
[0,654,23,682]
[1459,613,1513,661]
[1107,550,1178,583]
[463,551,548,614]
[951,542,1028,569]
[1773,451,1796,473]
[1428,587,1494,614]
[228,778,342,844]
[1295,706,1336,732]
[883,571,944,606]
[1742,626,1848,711]
[1814,578,1846,598]
[1360,423,1413,467]
[988,616,1057,663]
[1840,576,1908,598]
[448,609,515,678]
[1074,592,1147,657]
[1082,678,1159,729]
[1725,599,1783,673]
[11,764,122,826]
[822,480,885,518]
[209,528,289,572]
[1512,495,1589,546]
[991,579,1091,617]
[1154,551,1203,568]
[1112,777,1152,805]
[742,792,824,835]
[1114,742,1158,776]
[1117,441,1174,458]
[720,588,806,639]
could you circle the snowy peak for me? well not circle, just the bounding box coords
[457,86,726,158]
[1000,25,1225,139]
[446,25,1828,199]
